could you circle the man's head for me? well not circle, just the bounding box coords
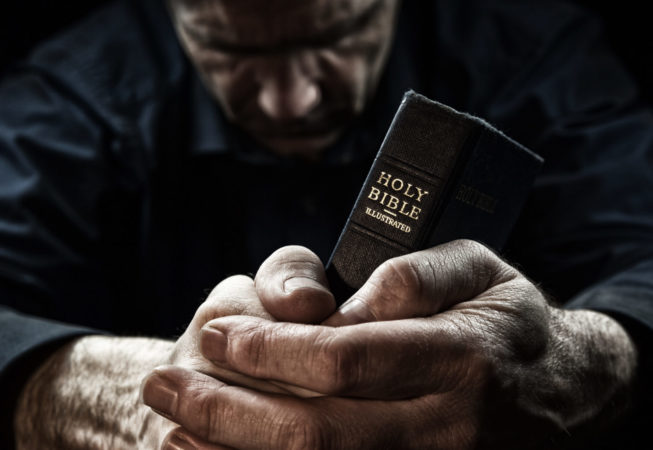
[167,0,400,158]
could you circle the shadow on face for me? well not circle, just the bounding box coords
[167,0,400,158]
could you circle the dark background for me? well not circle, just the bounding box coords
[0,0,651,101]
[0,1,108,71]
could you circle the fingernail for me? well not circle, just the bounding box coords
[141,373,178,418]
[283,276,325,293]
[336,300,376,325]
[164,432,197,450]
[200,326,228,363]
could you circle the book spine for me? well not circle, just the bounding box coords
[325,92,543,304]
[325,93,479,302]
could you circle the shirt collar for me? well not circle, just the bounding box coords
[188,73,231,156]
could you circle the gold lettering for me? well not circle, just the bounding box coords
[398,200,411,216]
[377,171,391,187]
[390,178,404,192]
[415,187,429,202]
[368,172,430,219]
[455,184,496,213]
[386,195,399,210]
[403,183,416,198]
[368,186,381,201]
[364,207,412,233]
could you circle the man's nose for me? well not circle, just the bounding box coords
[257,57,321,120]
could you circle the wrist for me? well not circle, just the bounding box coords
[546,308,637,434]
[14,335,174,449]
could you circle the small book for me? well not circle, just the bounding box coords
[325,91,543,303]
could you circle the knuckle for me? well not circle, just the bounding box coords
[278,248,323,281]
[451,238,489,254]
[208,275,252,300]
[277,244,314,259]
[450,239,517,286]
[280,409,330,450]
[259,246,307,279]
[192,382,229,440]
[512,280,550,346]
[317,335,359,394]
[359,255,436,318]
[451,239,496,267]
[195,301,219,325]
[199,275,254,319]
[196,300,229,324]
[196,297,219,319]
[229,321,270,375]
[270,245,319,271]
[376,257,424,300]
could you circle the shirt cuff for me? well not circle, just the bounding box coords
[565,283,653,331]
[0,307,99,449]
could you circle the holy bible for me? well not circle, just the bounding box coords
[325,91,543,303]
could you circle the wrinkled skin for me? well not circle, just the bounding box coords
[166,0,400,158]
[143,241,636,449]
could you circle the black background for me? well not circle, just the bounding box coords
[0,0,651,101]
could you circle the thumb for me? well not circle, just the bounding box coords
[255,245,336,323]
[324,239,518,326]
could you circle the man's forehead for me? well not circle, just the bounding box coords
[174,0,382,47]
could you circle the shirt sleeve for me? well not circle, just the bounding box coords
[0,68,121,445]
[0,306,96,448]
[481,8,653,439]
[486,8,653,331]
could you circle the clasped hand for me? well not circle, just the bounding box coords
[141,240,634,449]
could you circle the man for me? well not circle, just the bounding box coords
[1,0,651,448]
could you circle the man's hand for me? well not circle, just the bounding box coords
[12,276,279,450]
[15,249,335,449]
[143,240,638,449]
[153,264,333,403]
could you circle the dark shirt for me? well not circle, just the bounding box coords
[1,0,652,447]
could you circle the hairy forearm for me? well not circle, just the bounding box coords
[542,309,637,436]
[14,335,174,450]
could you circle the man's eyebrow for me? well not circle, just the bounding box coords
[182,23,254,53]
[183,0,385,54]
[308,0,385,46]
